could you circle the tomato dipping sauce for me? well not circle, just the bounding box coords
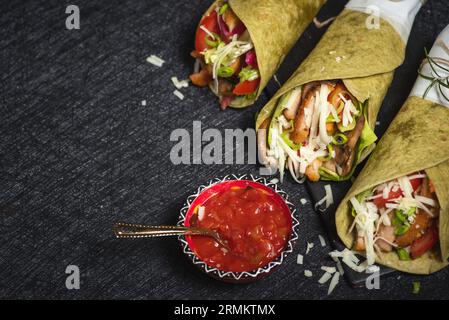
[186,181,292,273]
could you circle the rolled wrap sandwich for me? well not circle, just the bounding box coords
[335,25,449,274]
[256,0,423,182]
[189,0,326,109]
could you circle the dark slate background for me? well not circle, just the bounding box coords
[1,0,448,299]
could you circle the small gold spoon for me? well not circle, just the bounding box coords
[113,222,230,250]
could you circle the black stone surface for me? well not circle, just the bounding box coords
[0,0,448,299]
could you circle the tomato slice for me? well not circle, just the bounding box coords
[195,10,220,53]
[410,226,439,259]
[233,78,260,95]
[373,189,402,208]
[373,177,422,208]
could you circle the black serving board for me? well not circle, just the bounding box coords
[265,0,430,287]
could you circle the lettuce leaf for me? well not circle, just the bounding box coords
[267,89,295,148]
[351,188,374,217]
[320,100,378,181]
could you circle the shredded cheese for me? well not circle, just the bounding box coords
[336,260,344,275]
[305,242,314,255]
[349,197,378,265]
[146,55,165,67]
[415,195,436,207]
[324,185,334,208]
[315,184,334,212]
[321,266,336,273]
[173,90,185,100]
[296,254,304,265]
[204,34,253,86]
[327,272,340,295]
[171,76,189,90]
[318,234,326,247]
[318,272,333,284]
[329,249,372,273]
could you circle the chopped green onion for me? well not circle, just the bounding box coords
[239,67,259,82]
[395,210,407,223]
[332,133,348,145]
[326,113,340,123]
[217,66,234,77]
[204,32,222,48]
[392,218,401,227]
[245,91,257,100]
[392,213,404,227]
[406,207,417,216]
[395,224,410,236]
[205,37,219,48]
[397,248,411,261]
[219,3,229,15]
[281,132,300,150]
[412,281,421,294]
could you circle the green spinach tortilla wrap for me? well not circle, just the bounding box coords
[256,0,423,182]
[335,25,449,275]
[189,0,326,109]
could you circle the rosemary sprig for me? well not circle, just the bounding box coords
[417,47,449,102]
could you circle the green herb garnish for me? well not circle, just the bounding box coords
[412,281,421,294]
[245,91,258,101]
[217,66,234,77]
[418,48,449,103]
[219,3,229,15]
[397,248,411,261]
[395,210,407,223]
[395,224,410,236]
[239,67,259,82]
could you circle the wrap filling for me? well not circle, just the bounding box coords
[190,1,260,109]
[258,81,377,182]
[349,172,440,265]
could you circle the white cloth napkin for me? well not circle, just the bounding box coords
[345,0,423,42]
[410,25,449,108]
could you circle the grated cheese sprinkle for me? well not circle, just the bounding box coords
[318,234,326,247]
[296,254,304,265]
[173,90,185,100]
[318,272,333,284]
[171,76,189,90]
[327,271,340,295]
[146,55,165,67]
[305,242,314,255]
[321,266,336,273]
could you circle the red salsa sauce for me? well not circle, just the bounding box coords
[187,183,292,272]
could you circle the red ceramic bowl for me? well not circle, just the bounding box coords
[177,174,299,283]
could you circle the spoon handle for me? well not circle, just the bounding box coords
[113,222,205,239]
